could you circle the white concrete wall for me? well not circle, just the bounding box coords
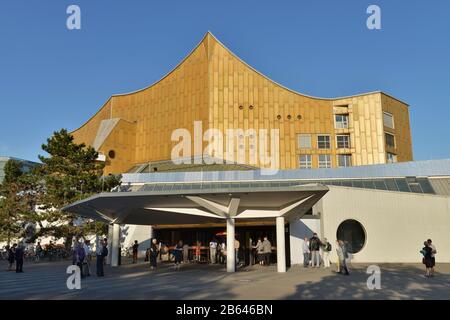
[121,224,152,258]
[321,186,450,263]
[289,218,321,265]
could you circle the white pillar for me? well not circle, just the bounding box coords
[276,216,286,273]
[226,218,235,273]
[106,223,113,265]
[111,223,120,267]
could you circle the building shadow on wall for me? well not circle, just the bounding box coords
[284,264,450,300]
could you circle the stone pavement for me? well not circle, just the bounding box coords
[1,259,449,300]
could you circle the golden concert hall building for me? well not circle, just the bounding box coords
[71,32,413,175]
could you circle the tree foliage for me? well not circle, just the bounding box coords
[0,129,121,245]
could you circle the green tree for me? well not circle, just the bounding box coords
[0,160,33,244]
[34,129,121,248]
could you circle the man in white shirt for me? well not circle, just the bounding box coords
[209,239,218,264]
[427,239,437,276]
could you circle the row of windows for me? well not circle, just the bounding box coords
[298,134,351,150]
[335,112,395,130]
[299,154,352,169]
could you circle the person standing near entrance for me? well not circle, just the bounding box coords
[132,240,139,264]
[209,238,218,264]
[309,233,321,268]
[254,239,264,265]
[15,242,25,273]
[262,237,272,266]
[302,238,310,268]
[234,237,240,266]
[322,238,332,268]
[182,243,189,263]
[150,238,159,270]
[96,239,108,277]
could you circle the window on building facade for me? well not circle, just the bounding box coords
[335,114,349,129]
[299,155,312,169]
[387,152,397,163]
[298,134,311,149]
[385,132,395,148]
[336,219,366,254]
[383,112,394,129]
[338,154,352,167]
[336,135,351,149]
[317,135,331,149]
[318,154,331,168]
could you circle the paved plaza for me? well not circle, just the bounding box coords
[1,259,450,300]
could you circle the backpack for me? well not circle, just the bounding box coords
[326,243,332,252]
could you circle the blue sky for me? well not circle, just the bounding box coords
[0,0,449,162]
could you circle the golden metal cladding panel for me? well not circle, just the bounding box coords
[71,32,413,174]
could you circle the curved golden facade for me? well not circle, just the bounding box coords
[72,32,413,174]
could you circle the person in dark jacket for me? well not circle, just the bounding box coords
[309,233,322,268]
[7,244,16,271]
[173,240,183,270]
[421,241,434,278]
[132,240,139,264]
[150,238,159,270]
[15,243,25,273]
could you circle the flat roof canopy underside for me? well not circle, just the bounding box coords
[63,184,328,226]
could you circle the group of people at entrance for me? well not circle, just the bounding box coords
[302,233,350,275]
[144,237,243,270]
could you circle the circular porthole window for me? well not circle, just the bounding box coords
[287,115,292,120]
[108,150,116,159]
[277,115,282,120]
[336,219,366,254]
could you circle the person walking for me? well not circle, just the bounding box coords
[427,239,437,277]
[96,239,108,277]
[309,233,322,268]
[7,244,16,271]
[337,240,349,275]
[421,241,434,277]
[209,238,218,264]
[322,238,332,268]
[302,238,310,268]
[132,240,139,264]
[262,237,272,266]
[150,238,159,270]
[173,240,183,270]
[15,242,25,273]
